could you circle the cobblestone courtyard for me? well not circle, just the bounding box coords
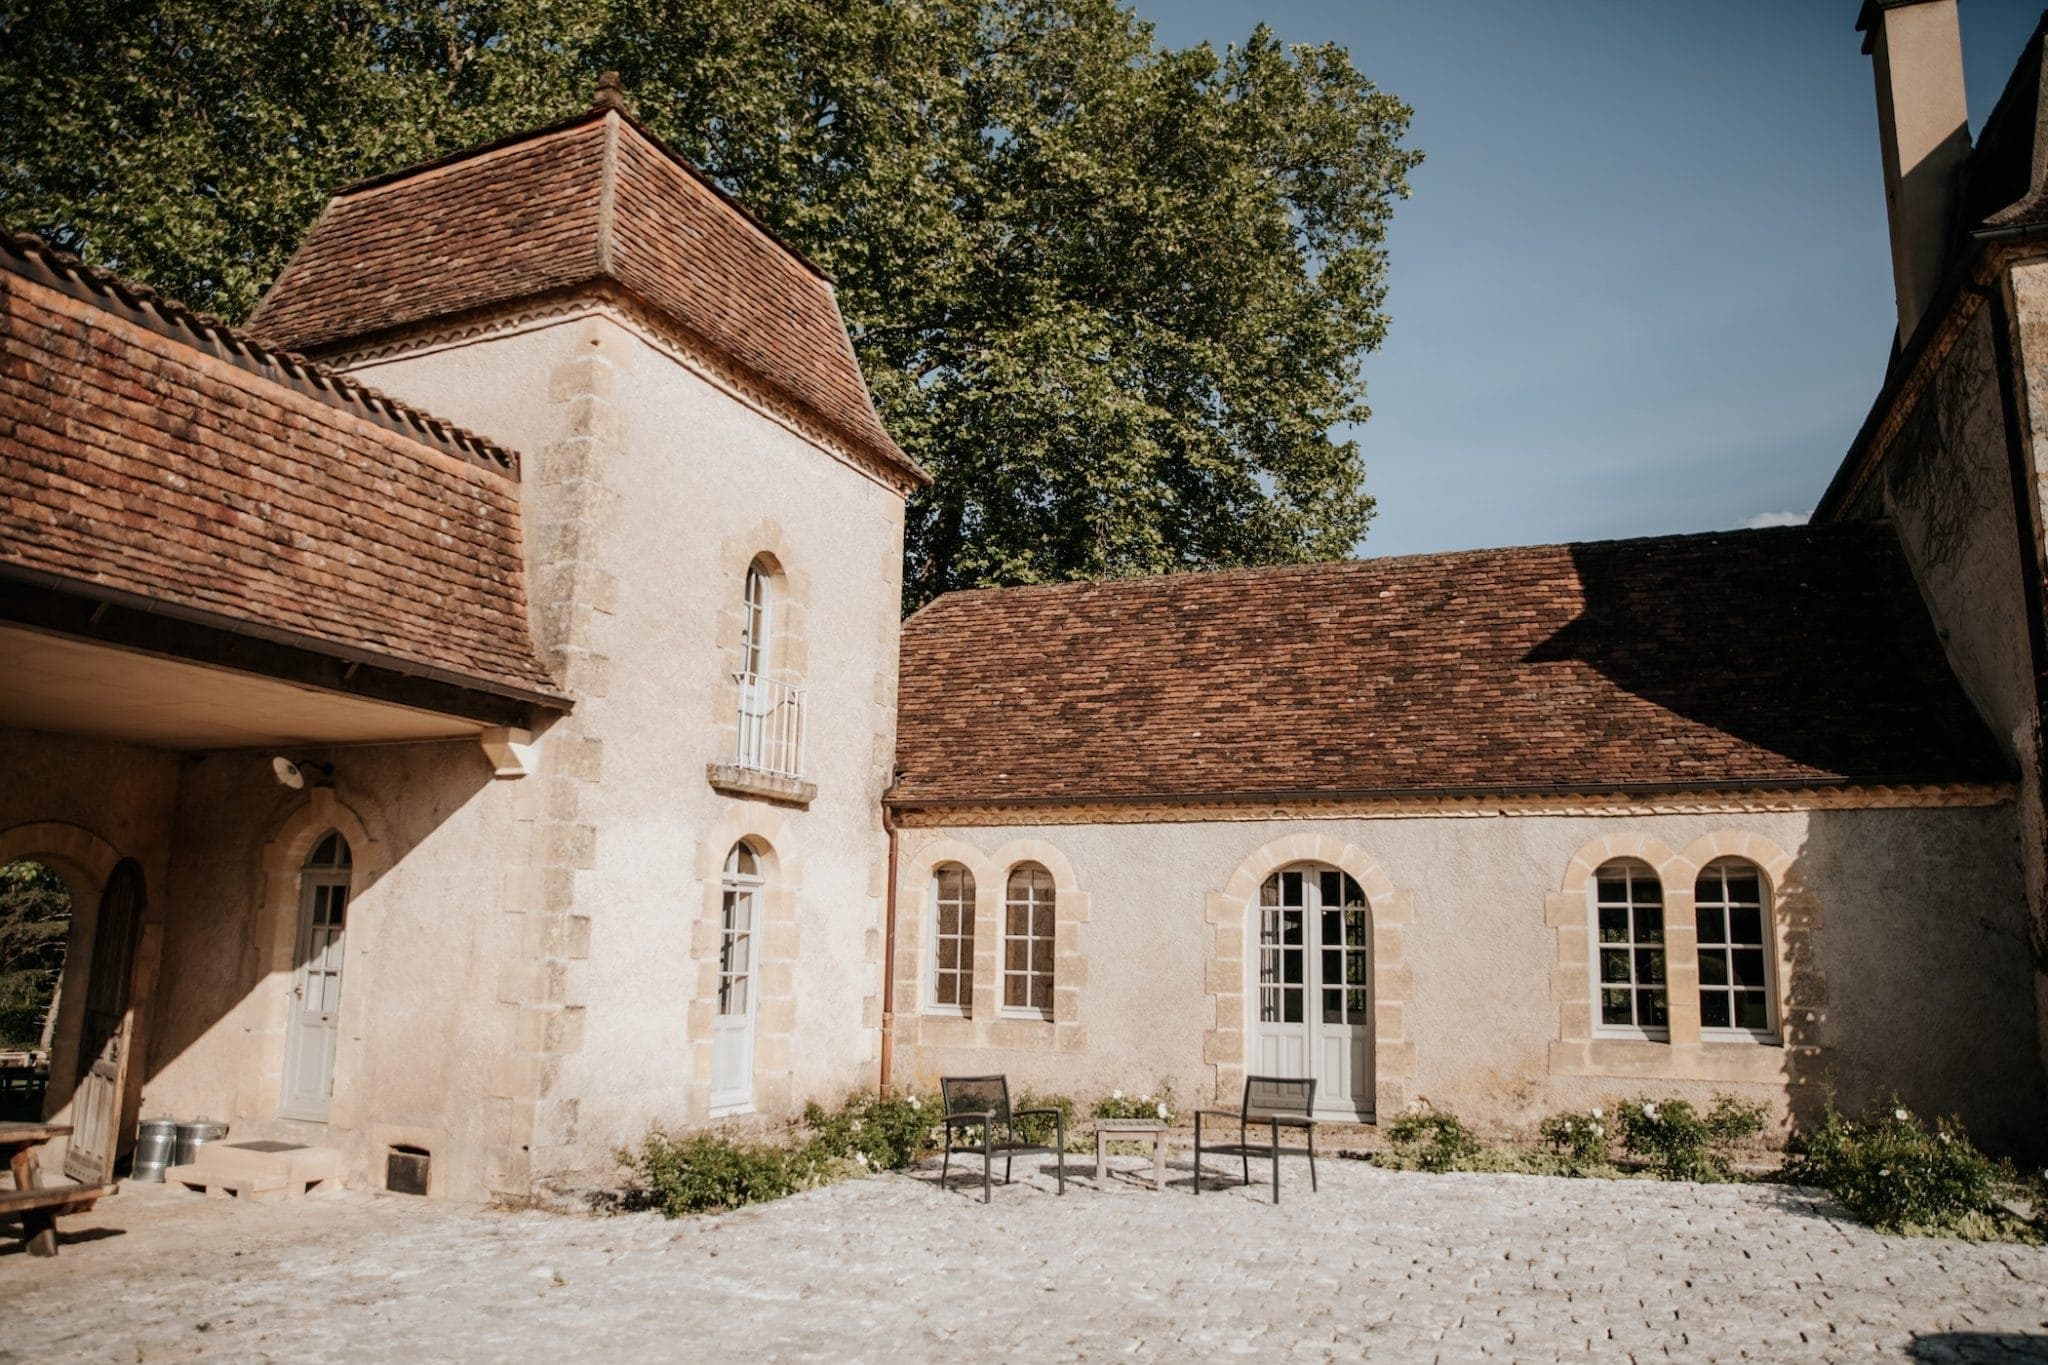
[9,1155,2048,1361]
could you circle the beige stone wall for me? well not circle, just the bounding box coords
[894,803,2045,1151]
[343,298,906,1189]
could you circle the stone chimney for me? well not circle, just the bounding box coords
[1859,0,1972,345]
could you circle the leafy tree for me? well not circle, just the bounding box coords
[0,1,1418,606]
[0,861,70,1050]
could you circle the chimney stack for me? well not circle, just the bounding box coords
[1859,0,1971,345]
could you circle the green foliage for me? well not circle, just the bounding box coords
[0,861,70,1050]
[1011,1090,1076,1149]
[1788,1097,2031,1239]
[802,1090,938,1171]
[0,0,1420,608]
[621,1128,843,1216]
[1536,1108,1614,1177]
[1615,1095,1765,1183]
[1384,1109,1480,1173]
[1092,1084,1174,1123]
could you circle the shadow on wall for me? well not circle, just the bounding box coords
[1910,1336,2048,1363]
[1786,808,2047,1159]
[1523,528,2009,784]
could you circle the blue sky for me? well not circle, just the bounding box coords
[1145,0,2046,558]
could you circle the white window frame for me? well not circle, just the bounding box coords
[741,561,772,678]
[926,863,975,1017]
[1000,863,1055,1021]
[1588,858,1670,1041]
[1694,858,1780,1044]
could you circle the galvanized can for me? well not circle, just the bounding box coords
[132,1118,179,1182]
[173,1119,228,1167]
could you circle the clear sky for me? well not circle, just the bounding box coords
[1144,0,2047,558]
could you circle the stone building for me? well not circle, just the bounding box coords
[3,0,2047,1205]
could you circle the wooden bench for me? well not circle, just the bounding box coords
[0,1182,114,1257]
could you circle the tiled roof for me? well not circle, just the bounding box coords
[892,523,2010,807]
[1,233,565,704]
[248,108,921,487]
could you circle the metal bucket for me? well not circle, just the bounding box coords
[173,1119,228,1167]
[133,1118,179,1182]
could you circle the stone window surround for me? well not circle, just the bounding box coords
[1204,834,1417,1121]
[685,809,801,1121]
[707,523,816,806]
[892,837,1090,1056]
[1548,830,1824,1085]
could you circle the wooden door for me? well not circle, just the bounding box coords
[280,834,351,1122]
[1252,864,1373,1120]
[64,860,145,1183]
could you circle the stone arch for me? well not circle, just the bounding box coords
[895,836,993,1022]
[1205,833,1416,1118]
[0,821,126,1109]
[1558,831,1684,897]
[985,838,1090,1031]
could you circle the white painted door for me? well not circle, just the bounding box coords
[281,834,351,1122]
[1253,864,1373,1119]
[710,844,760,1115]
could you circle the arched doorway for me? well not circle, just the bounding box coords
[1251,863,1373,1119]
[281,831,353,1122]
[66,859,145,1182]
[710,841,763,1116]
[0,859,71,1119]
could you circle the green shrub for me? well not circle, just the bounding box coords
[1093,1084,1176,1123]
[620,1129,840,1217]
[1616,1095,1765,1182]
[1011,1090,1078,1148]
[1537,1109,1614,1176]
[1788,1098,2020,1237]
[1385,1109,1481,1172]
[803,1091,938,1171]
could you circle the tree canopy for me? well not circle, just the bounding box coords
[0,0,1419,607]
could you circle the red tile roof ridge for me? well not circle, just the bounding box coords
[331,105,835,286]
[0,230,527,480]
[910,522,1843,618]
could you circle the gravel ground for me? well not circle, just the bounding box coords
[7,1154,2048,1362]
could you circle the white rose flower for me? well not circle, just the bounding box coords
[1589,1108,1602,1119]
[1642,1103,1658,1121]
[1157,1103,1169,1119]
[1893,1108,1909,1122]
[1938,1133,1952,1145]
[1879,1167,1891,1177]
[909,1096,920,1110]
[1112,1090,1123,1101]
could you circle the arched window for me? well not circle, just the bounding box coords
[928,863,976,1014]
[741,559,773,678]
[711,841,763,1114]
[1694,858,1775,1038]
[1591,859,1667,1038]
[1002,863,1055,1018]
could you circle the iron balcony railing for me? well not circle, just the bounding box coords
[733,673,807,779]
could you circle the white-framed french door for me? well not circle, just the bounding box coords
[710,843,761,1115]
[281,832,351,1122]
[1252,863,1373,1120]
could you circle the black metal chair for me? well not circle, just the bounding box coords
[939,1075,1067,1203]
[1193,1075,1319,1202]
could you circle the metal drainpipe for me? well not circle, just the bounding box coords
[879,801,900,1097]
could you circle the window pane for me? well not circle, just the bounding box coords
[1732,949,1766,988]
[1282,871,1304,903]
[1600,948,1632,984]
[1699,949,1728,986]
[1635,907,1664,942]
[1640,989,1668,1027]
[1635,880,1663,906]
[1005,976,1026,1008]
[1726,875,1761,905]
[1635,948,1665,986]
[1601,988,1633,1024]
[1596,876,1629,905]
[1323,989,1343,1023]
[1282,990,1302,1024]
[1282,910,1304,945]
[1320,870,1342,906]
[1347,988,1369,1017]
[1730,906,1763,946]
[1696,907,1725,945]
[1282,950,1303,985]
[1735,992,1769,1031]
[1005,938,1027,970]
[1700,992,1731,1028]
[1007,905,1028,937]
[1033,904,1054,936]
[1598,906,1630,943]
[1031,939,1052,972]
[937,940,957,971]
[1260,877,1279,906]
[935,975,958,1007]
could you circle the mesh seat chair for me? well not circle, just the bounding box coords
[939,1075,1067,1203]
[1192,1075,1319,1202]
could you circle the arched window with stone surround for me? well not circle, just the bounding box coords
[927,863,976,1015]
[1694,858,1776,1039]
[1002,863,1055,1018]
[1590,858,1668,1039]
[732,556,805,779]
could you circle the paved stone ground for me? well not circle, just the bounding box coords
[7,1154,2047,1362]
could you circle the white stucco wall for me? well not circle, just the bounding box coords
[895,804,2045,1152]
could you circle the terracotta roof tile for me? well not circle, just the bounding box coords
[893,524,2009,807]
[1,235,563,703]
[248,110,920,486]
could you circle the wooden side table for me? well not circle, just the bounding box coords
[1093,1118,1168,1190]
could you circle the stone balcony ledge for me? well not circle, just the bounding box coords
[706,762,817,807]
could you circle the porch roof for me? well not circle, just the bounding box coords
[891,522,2012,809]
[1,233,568,734]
